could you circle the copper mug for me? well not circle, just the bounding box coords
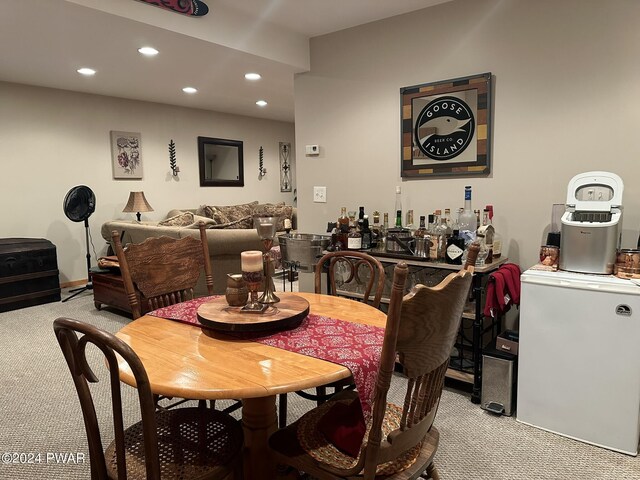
[225,274,249,306]
[539,245,559,269]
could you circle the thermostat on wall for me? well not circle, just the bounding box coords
[305,145,319,156]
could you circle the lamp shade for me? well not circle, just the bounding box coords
[122,191,153,220]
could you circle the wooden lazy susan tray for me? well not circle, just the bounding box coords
[196,295,310,332]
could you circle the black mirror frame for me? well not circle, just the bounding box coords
[198,136,244,187]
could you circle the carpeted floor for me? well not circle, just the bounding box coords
[0,290,638,479]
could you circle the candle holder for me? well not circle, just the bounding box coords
[254,214,281,304]
[240,250,268,313]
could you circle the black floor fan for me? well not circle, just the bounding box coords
[62,186,96,302]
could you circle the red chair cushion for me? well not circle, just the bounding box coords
[318,397,366,458]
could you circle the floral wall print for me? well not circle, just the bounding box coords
[110,131,142,179]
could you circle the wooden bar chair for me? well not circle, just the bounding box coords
[269,245,479,479]
[53,317,243,480]
[278,250,385,428]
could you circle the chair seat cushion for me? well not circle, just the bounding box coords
[318,396,366,457]
[105,407,243,480]
[297,397,422,475]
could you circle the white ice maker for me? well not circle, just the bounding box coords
[559,171,624,274]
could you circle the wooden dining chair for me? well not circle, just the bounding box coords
[111,222,213,320]
[315,250,386,308]
[112,223,241,413]
[269,245,479,479]
[278,250,385,428]
[53,317,244,480]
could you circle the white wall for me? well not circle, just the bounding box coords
[294,0,640,269]
[0,82,295,284]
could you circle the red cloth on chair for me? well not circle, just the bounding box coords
[318,397,366,458]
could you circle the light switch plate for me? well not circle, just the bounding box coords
[313,186,327,203]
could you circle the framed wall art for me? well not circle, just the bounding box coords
[279,142,292,192]
[111,131,142,179]
[400,72,492,178]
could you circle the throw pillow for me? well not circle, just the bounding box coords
[318,397,366,458]
[207,215,253,229]
[186,215,218,228]
[255,203,293,231]
[197,201,258,228]
[158,211,194,227]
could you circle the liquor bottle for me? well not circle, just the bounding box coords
[443,208,453,238]
[436,216,448,261]
[361,215,372,250]
[426,214,435,262]
[394,186,402,221]
[485,205,502,258]
[371,211,381,250]
[357,206,365,232]
[395,209,402,228]
[478,209,495,263]
[414,216,427,237]
[429,212,440,261]
[475,210,481,230]
[458,186,476,245]
[414,216,428,258]
[381,212,389,251]
[406,209,414,231]
[347,224,362,250]
[327,228,343,252]
[445,230,465,264]
[338,207,350,249]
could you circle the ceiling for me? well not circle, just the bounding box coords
[0,0,450,122]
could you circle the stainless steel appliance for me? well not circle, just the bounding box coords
[559,171,624,274]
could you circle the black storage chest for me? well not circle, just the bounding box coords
[0,238,61,312]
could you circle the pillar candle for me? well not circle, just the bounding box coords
[283,218,292,229]
[257,223,274,238]
[241,250,263,272]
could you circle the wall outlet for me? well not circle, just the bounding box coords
[313,186,327,203]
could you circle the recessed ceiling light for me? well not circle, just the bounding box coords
[182,87,198,94]
[77,67,96,76]
[245,73,261,81]
[138,46,159,56]
[256,100,268,107]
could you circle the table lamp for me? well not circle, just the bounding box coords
[123,191,154,222]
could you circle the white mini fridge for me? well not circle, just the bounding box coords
[517,269,640,455]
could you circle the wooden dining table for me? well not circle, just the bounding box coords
[115,291,387,480]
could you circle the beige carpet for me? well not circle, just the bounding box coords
[0,289,638,479]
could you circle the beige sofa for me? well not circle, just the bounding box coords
[101,204,296,294]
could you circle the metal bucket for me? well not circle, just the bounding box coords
[277,233,330,272]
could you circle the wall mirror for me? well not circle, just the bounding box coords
[198,136,244,186]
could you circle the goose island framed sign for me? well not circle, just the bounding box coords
[401,72,492,178]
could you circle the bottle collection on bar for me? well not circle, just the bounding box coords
[326,185,502,267]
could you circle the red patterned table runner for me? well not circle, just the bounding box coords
[148,296,384,420]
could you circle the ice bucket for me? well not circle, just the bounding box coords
[277,233,330,272]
